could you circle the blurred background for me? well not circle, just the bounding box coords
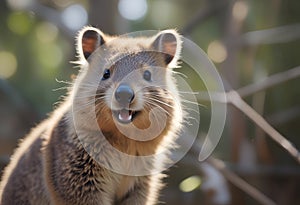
[0,0,299,204]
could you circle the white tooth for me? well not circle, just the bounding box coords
[118,112,132,121]
[128,114,132,121]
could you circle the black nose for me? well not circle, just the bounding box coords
[115,83,135,105]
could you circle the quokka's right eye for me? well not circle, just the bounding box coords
[102,69,111,80]
[143,70,152,81]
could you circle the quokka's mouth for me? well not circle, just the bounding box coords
[113,109,140,124]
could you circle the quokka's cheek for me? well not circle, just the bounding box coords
[132,109,151,130]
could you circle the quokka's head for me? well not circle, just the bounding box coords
[75,26,183,135]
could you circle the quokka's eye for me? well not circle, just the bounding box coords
[143,70,151,81]
[102,69,110,80]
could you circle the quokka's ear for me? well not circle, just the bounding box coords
[151,30,182,67]
[77,26,106,61]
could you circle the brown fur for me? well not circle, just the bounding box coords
[0,27,183,205]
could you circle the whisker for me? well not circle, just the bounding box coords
[181,104,200,115]
[72,100,100,113]
[75,91,101,96]
[74,94,106,100]
[144,97,176,109]
[73,102,105,115]
[75,83,101,88]
[142,85,169,90]
[181,99,203,107]
[171,70,188,79]
[150,106,162,127]
[142,92,174,100]
[177,90,200,95]
[52,86,71,91]
[184,115,200,125]
[144,101,172,117]
[55,78,73,85]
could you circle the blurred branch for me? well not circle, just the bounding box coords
[198,89,300,163]
[185,140,276,205]
[0,79,25,108]
[206,157,277,205]
[196,66,300,101]
[237,66,300,97]
[266,106,300,126]
[227,90,300,163]
[0,79,37,117]
[0,79,39,139]
[193,68,300,163]
[181,1,227,35]
[30,2,74,37]
[18,0,74,38]
[228,163,300,177]
[240,24,300,46]
[88,0,118,34]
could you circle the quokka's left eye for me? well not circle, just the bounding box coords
[102,69,110,80]
[143,70,151,81]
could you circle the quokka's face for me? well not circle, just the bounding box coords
[95,51,174,130]
[76,27,182,131]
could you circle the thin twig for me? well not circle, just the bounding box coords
[28,2,74,38]
[266,106,300,126]
[181,2,227,35]
[196,66,300,101]
[192,65,300,162]
[240,24,300,46]
[227,91,300,163]
[237,66,300,97]
[206,157,277,205]
[186,141,277,205]
[193,90,300,163]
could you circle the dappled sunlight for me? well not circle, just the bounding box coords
[0,51,17,79]
[150,1,176,28]
[35,22,58,43]
[35,44,63,70]
[61,4,87,31]
[118,0,148,21]
[207,40,227,63]
[232,1,249,22]
[6,0,33,10]
[7,12,33,35]
[179,175,202,193]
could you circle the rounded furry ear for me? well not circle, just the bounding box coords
[77,26,106,61]
[151,30,182,66]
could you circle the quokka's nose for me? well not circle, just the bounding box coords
[115,83,135,105]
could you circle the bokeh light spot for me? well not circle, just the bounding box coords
[232,1,249,22]
[150,1,175,28]
[7,12,32,35]
[6,0,33,10]
[61,4,88,31]
[52,0,73,8]
[207,40,227,63]
[118,0,147,21]
[0,51,18,79]
[36,22,58,43]
[179,175,202,193]
[36,44,63,69]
